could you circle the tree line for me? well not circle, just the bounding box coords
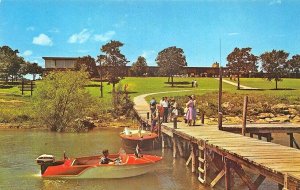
[227,48,300,90]
[0,46,43,83]
[2,43,300,90]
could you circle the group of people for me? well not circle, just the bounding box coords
[191,79,198,88]
[149,94,197,128]
[149,97,178,130]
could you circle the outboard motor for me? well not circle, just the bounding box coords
[35,154,55,175]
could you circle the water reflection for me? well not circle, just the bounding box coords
[0,129,206,190]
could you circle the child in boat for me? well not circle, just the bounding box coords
[100,149,114,164]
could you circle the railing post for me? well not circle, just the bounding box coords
[218,112,223,130]
[242,96,248,136]
[201,112,205,125]
[158,109,161,138]
[173,117,177,129]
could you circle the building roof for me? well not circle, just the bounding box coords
[42,57,79,60]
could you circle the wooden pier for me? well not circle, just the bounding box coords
[161,122,300,189]
[133,93,300,189]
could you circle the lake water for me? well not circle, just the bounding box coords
[0,128,298,190]
[0,129,206,190]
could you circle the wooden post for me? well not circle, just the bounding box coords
[30,80,33,96]
[21,79,24,95]
[266,133,272,142]
[173,117,177,129]
[147,112,149,120]
[177,139,184,157]
[224,159,231,190]
[218,112,223,130]
[201,112,205,124]
[158,111,161,138]
[258,134,262,140]
[289,133,294,148]
[242,96,248,136]
[172,137,177,158]
[218,67,222,114]
[283,173,288,190]
[191,144,196,173]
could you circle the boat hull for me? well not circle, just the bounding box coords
[62,163,155,179]
[120,130,158,150]
[41,154,162,179]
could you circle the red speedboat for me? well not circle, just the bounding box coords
[35,150,162,179]
[120,128,158,150]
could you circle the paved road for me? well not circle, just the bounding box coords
[215,78,260,90]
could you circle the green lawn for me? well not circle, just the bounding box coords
[225,78,300,90]
[222,78,300,104]
[0,77,299,123]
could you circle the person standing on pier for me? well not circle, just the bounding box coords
[185,96,195,126]
[149,97,157,120]
[162,97,169,123]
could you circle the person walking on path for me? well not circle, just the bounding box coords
[149,97,157,120]
[185,96,195,126]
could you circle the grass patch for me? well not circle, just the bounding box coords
[0,77,299,124]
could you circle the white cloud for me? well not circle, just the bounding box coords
[227,32,240,36]
[26,26,35,31]
[68,29,91,44]
[21,50,32,57]
[269,0,281,5]
[32,34,53,46]
[94,31,116,42]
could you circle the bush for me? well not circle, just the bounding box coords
[33,70,100,132]
[111,84,134,118]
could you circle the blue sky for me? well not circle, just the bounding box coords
[0,0,300,67]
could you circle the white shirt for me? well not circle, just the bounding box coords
[161,100,168,108]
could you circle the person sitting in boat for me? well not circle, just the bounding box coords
[100,149,114,164]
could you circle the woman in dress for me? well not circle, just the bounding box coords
[185,96,194,126]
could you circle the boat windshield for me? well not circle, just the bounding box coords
[119,148,128,163]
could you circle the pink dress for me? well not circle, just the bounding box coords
[185,100,195,120]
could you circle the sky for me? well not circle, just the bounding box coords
[1,0,300,68]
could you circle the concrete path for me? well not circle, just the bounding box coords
[215,78,260,90]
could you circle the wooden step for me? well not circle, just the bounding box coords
[198,167,205,173]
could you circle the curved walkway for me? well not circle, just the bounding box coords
[133,90,191,121]
[215,78,260,90]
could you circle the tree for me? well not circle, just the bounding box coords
[131,56,148,76]
[260,50,289,89]
[156,46,187,87]
[74,55,98,78]
[28,62,43,80]
[0,45,24,83]
[99,40,129,92]
[226,47,258,90]
[33,70,98,132]
[287,54,300,78]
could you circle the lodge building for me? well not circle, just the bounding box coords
[43,57,228,77]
